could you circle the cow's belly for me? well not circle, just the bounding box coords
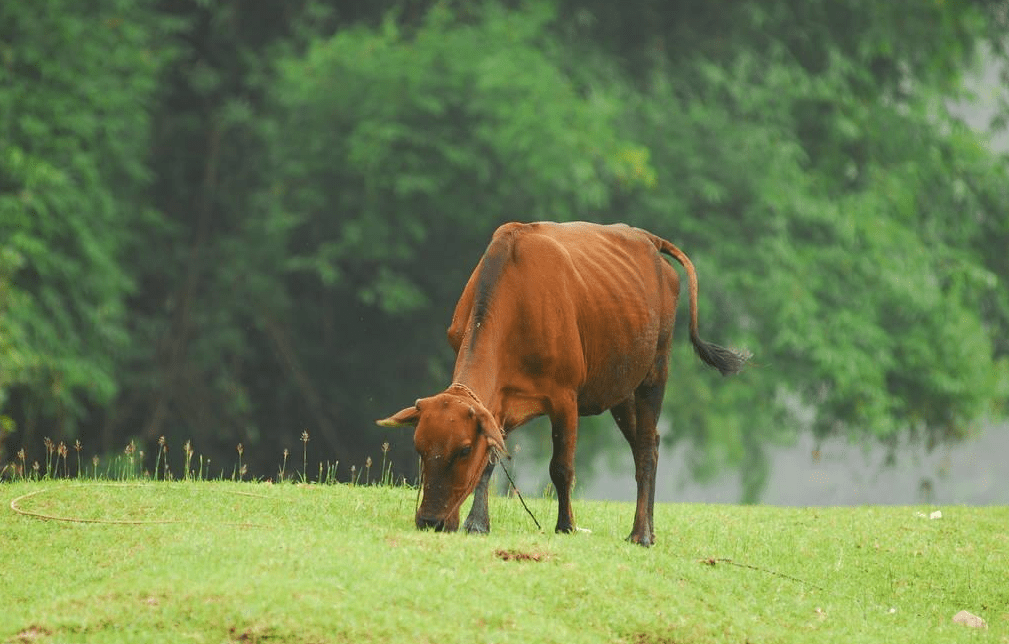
[575,329,662,415]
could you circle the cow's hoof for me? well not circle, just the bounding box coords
[626,533,654,547]
[463,519,490,534]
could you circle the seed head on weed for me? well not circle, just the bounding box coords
[154,436,166,479]
[184,440,194,480]
[161,444,170,480]
[124,441,137,479]
[380,442,392,486]
[301,431,310,482]
[58,442,68,477]
[44,437,54,478]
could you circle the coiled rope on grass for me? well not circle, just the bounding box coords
[9,483,274,528]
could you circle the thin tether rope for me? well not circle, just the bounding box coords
[497,456,542,531]
[9,483,272,527]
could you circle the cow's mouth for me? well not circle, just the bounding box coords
[416,515,447,531]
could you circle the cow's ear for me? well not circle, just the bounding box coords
[376,400,422,427]
[469,405,507,458]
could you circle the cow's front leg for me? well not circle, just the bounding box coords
[463,461,496,533]
[549,404,579,533]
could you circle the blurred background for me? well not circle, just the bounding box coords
[2,0,1008,504]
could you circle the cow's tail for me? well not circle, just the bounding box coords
[648,232,750,376]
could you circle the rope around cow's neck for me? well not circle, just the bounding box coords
[447,381,480,404]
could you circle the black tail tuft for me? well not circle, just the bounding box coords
[692,339,751,376]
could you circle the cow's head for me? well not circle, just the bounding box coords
[376,388,506,531]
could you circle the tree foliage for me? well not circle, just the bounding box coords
[2,0,1008,499]
[576,0,1009,499]
[0,0,169,446]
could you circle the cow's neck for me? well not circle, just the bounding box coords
[450,332,506,426]
[450,361,499,418]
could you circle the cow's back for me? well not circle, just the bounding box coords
[450,222,679,416]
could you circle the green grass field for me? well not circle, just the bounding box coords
[2,480,1006,643]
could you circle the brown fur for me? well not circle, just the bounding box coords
[377,221,749,545]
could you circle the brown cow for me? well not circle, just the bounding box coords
[377,221,749,546]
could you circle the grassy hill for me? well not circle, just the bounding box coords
[3,481,1006,643]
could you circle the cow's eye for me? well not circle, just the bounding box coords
[458,445,473,458]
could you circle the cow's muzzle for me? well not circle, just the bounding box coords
[416,515,447,531]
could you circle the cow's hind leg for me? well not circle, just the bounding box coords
[611,397,637,446]
[619,381,664,547]
[463,462,495,534]
[549,399,579,534]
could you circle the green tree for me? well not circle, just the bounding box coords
[248,1,653,471]
[8,0,1005,498]
[555,0,1009,499]
[0,0,170,457]
[99,0,363,474]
